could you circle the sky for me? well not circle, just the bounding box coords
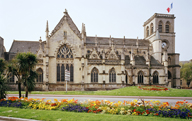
[0,0,192,61]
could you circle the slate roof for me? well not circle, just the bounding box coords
[134,56,147,65]
[150,56,162,66]
[9,40,44,54]
[86,36,150,48]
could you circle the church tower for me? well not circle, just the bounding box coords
[143,13,180,88]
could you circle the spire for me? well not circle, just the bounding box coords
[46,20,49,39]
[123,36,125,45]
[95,35,97,47]
[154,28,161,40]
[39,36,42,49]
[109,35,112,47]
[81,23,86,39]
[111,38,114,50]
[136,36,139,48]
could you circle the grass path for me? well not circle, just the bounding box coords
[7,86,192,97]
[0,107,189,121]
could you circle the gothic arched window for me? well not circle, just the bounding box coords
[37,68,43,82]
[57,44,74,82]
[150,23,154,35]
[138,71,144,84]
[166,21,170,33]
[91,68,98,82]
[57,44,73,58]
[153,71,159,84]
[109,68,116,82]
[158,21,163,33]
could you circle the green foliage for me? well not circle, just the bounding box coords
[0,73,8,99]
[180,62,192,87]
[0,59,6,73]
[8,52,38,97]
[0,59,8,99]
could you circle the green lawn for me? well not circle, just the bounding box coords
[0,107,189,121]
[7,86,192,97]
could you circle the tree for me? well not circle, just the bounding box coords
[23,53,37,97]
[180,62,192,87]
[8,52,37,98]
[0,59,7,99]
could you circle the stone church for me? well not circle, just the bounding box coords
[1,10,181,91]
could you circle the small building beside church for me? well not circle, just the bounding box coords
[1,10,181,91]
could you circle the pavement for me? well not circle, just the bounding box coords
[0,116,39,121]
[7,94,192,100]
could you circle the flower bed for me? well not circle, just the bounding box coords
[138,85,169,91]
[1,97,192,119]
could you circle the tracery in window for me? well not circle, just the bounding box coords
[109,68,116,82]
[57,44,73,58]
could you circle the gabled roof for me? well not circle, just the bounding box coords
[9,40,45,54]
[50,11,81,38]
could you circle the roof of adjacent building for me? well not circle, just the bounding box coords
[9,40,45,54]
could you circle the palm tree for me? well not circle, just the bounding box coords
[8,52,37,98]
[23,53,37,97]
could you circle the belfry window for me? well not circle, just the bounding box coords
[109,68,116,82]
[146,26,149,37]
[153,71,159,84]
[138,71,144,84]
[57,44,74,82]
[37,68,43,82]
[158,21,163,32]
[150,23,154,35]
[166,21,170,33]
[91,68,98,82]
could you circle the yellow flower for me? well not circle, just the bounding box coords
[54,98,58,102]
[133,99,138,103]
